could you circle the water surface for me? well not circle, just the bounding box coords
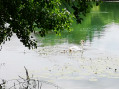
[0,2,119,89]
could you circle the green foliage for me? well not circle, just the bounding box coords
[61,0,102,23]
[0,0,101,49]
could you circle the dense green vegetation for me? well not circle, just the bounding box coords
[35,2,119,46]
[0,0,101,49]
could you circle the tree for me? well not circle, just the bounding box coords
[0,0,101,49]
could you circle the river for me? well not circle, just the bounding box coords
[0,2,119,89]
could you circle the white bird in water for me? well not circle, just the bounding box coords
[69,40,85,52]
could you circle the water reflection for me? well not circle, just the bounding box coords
[90,23,119,56]
[36,2,119,46]
[1,2,119,89]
